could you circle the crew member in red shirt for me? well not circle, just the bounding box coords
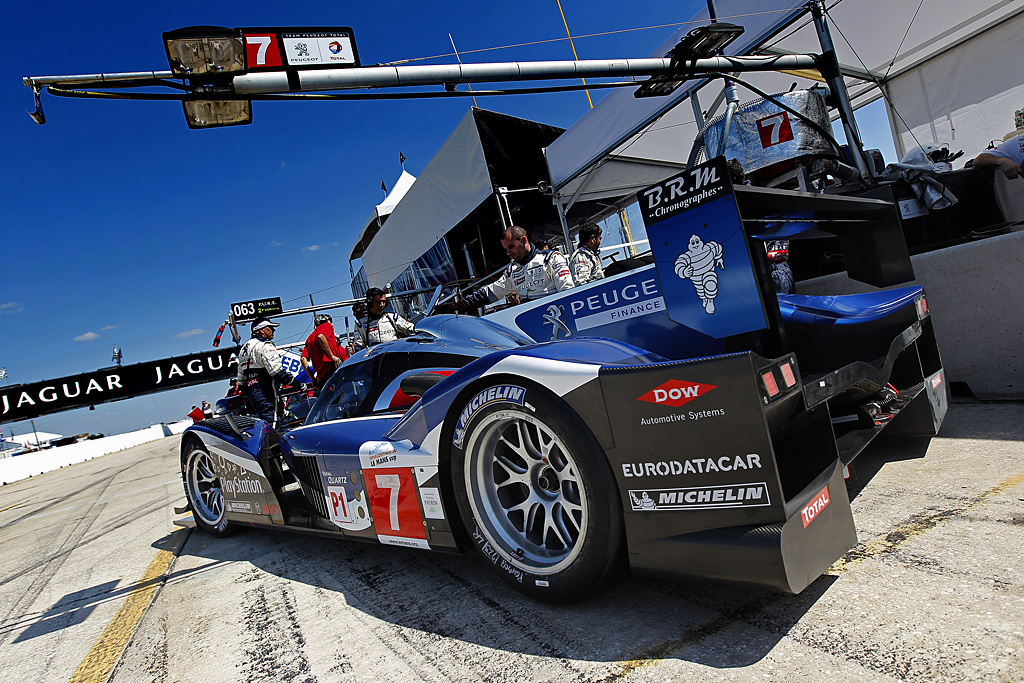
[304,313,347,390]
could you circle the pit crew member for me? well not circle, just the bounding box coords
[354,288,415,350]
[973,133,1023,180]
[236,316,298,424]
[570,222,605,285]
[304,313,347,389]
[462,226,575,309]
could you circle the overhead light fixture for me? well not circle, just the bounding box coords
[635,22,745,98]
[671,22,745,60]
[163,26,246,77]
[182,99,252,129]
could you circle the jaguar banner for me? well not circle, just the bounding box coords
[0,346,240,423]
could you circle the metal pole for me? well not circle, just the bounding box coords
[555,197,573,254]
[494,192,510,231]
[690,89,705,129]
[810,1,872,180]
[228,55,819,94]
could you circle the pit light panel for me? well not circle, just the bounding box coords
[163,26,360,128]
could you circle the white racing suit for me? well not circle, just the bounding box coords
[354,312,415,350]
[465,248,575,308]
[236,336,297,424]
[569,245,604,285]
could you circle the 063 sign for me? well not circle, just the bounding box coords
[230,297,283,322]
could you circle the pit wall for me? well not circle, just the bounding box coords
[796,228,1024,399]
[0,419,192,484]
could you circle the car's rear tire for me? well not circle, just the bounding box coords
[182,440,233,537]
[449,380,624,602]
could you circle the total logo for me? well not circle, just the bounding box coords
[637,379,716,407]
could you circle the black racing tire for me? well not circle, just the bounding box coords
[181,439,233,537]
[449,379,624,603]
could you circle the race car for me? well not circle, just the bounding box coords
[182,292,945,603]
[181,158,947,602]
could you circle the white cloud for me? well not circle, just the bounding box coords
[175,328,206,339]
[74,331,100,342]
[270,240,284,247]
[303,244,322,252]
[101,325,119,331]
[0,302,22,314]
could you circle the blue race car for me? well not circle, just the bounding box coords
[181,158,947,602]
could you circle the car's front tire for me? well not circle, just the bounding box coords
[450,380,624,602]
[182,440,232,537]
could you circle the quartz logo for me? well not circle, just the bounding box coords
[637,379,716,407]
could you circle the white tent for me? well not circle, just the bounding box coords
[765,0,1023,159]
[544,0,808,211]
[544,0,1024,219]
[359,110,494,289]
[349,170,417,262]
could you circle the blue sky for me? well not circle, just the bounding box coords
[1,0,899,439]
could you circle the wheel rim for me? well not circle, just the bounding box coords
[465,409,588,575]
[186,448,225,527]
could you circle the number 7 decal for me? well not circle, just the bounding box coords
[365,467,428,547]
[244,33,283,68]
[756,111,794,148]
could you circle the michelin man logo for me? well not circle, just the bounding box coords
[542,304,573,340]
[630,491,657,510]
[675,234,724,314]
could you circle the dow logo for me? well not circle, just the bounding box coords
[637,380,716,407]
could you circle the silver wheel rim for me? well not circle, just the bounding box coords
[465,409,588,575]
[186,448,225,527]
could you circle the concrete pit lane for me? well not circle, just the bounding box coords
[0,402,1021,682]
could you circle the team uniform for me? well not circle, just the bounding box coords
[569,245,604,285]
[987,133,1024,167]
[354,312,416,350]
[236,336,297,424]
[466,248,575,308]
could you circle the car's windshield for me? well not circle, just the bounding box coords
[304,360,374,425]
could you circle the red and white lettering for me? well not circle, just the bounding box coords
[638,379,716,407]
[326,485,351,525]
[800,486,830,528]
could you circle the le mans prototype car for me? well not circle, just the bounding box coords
[181,159,948,602]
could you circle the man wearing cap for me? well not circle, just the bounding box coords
[236,317,298,425]
[304,313,347,390]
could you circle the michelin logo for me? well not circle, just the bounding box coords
[675,234,724,314]
[453,385,526,448]
[629,482,770,511]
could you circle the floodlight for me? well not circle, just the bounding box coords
[634,22,745,98]
[164,27,245,77]
[182,99,252,129]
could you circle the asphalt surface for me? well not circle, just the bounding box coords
[0,403,1022,682]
